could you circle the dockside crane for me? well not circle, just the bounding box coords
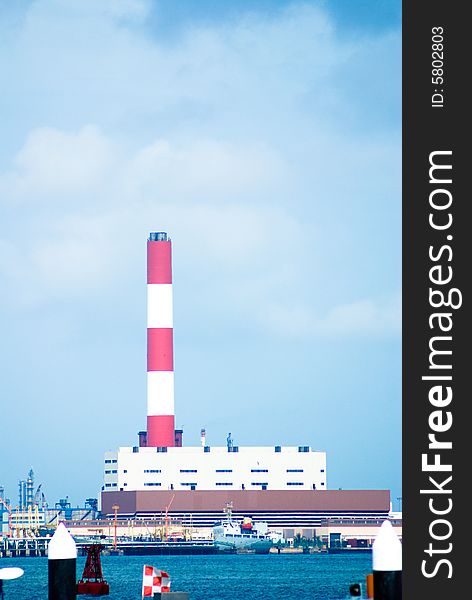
[164,494,175,541]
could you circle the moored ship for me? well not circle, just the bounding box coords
[213,505,274,554]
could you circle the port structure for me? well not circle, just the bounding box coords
[99,233,393,542]
[102,232,327,525]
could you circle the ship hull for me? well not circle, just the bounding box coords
[214,538,273,554]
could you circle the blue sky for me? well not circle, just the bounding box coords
[0,0,401,508]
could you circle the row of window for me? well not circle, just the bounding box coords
[104,459,117,464]
[106,481,325,489]
[274,446,312,452]
[140,482,322,487]
[109,467,324,474]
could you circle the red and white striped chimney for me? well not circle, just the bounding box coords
[146,232,175,447]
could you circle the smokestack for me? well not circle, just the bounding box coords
[146,232,175,447]
[201,428,206,447]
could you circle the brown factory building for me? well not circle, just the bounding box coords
[101,489,390,529]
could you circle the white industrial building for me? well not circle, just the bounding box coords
[103,445,327,493]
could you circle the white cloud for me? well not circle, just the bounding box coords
[1,126,115,198]
[0,213,125,307]
[0,2,400,340]
[0,117,400,338]
[127,138,289,202]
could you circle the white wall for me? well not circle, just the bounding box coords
[103,446,327,492]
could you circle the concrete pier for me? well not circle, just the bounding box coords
[0,537,49,558]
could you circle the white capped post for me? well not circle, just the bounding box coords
[372,520,402,599]
[0,567,24,599]
[48,522,77,600]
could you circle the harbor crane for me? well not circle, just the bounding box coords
[164,494,175,541]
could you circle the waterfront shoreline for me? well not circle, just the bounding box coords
[1,553,373,600]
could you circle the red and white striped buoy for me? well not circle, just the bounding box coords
[146,232,175,447]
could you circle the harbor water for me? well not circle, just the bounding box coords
[1,552,372,599]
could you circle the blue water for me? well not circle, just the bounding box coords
[1,553,372,599]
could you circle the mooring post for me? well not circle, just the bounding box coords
[0,567,24,599]
[48,522,77,600]
[372,520,402,600]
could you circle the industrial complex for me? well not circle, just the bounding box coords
[0,469,98,538]
[1,232,401,553]
[99,233,396,538]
